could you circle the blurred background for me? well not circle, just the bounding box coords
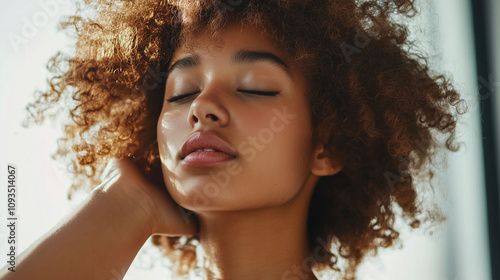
[0,0,498,279]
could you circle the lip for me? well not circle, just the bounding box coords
[180,131,237,166]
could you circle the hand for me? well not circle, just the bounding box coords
[0,157,193,280]
[98,158,198,237]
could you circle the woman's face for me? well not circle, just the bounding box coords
[157,24,322,211]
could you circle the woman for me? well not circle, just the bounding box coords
[1,0,465,279]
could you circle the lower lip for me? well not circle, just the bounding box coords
[182,151,235,167]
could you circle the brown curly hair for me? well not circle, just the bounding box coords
[26,0,466,279]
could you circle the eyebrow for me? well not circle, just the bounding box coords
[232,50,291,76]
[167,55,200,75]
[167,50,291,77]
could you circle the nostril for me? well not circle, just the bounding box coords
[191,113,222,124]
[208,114,218,121]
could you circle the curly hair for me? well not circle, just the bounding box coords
[26,0,466,279]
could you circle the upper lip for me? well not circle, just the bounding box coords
[180,131,237,159]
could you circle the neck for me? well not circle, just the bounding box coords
[196,177,319,280]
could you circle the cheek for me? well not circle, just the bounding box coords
[157,110,186,168]
[157,110,192,204]
[235,104,313,201]
[266,114,313,181]
[241,104,312,160]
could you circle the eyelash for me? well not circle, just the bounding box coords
[166,89,281,103]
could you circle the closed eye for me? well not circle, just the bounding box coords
[166,91,200,103]
[237,89,281,96]
[166,89,280,103]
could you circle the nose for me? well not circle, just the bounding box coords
[188,88,230,128]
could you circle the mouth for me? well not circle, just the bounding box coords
[180,131,237,166]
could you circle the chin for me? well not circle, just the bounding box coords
[165,180,227,211]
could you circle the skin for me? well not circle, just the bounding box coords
[0,158,197,280]
[158,23,342,279]
[0,24,341,280]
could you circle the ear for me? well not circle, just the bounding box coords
[310,143,343,176]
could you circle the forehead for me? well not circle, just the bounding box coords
[167,23,310,94]
[167,23,309,90]
[171,23,287,62]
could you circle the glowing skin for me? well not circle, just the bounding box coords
[157,23,341,280]
[159,28,314,210]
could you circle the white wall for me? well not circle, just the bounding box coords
[433,0,492,279]
[359,1,491,279]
